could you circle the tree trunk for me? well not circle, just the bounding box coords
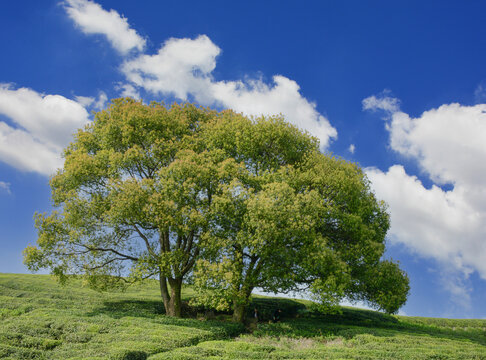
[159,275,183,317]
[159,272,173,316]
[232,300,247,323]
[168,277,183,317]
[232,286,254,322]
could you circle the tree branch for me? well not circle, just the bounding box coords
[133,224,156,257]
[82,245,139,261]
[184,230,194,253]
[164,230,170,252]
[181,247,200,276]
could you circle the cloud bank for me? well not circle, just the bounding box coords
[363,93,486,295]
[0,84,90,175]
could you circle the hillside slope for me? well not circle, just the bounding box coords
[1,273,485,359]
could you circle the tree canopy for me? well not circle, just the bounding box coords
[24,98,409,321]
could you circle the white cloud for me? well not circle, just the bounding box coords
[366,165,485,277]
[74,95,95,108]
[0,123,63,175]
[386,103,486,188]
[363,94,486,189]
[93,91,107,110]
[0,84,90,175]
[121,35,337,149]
[75,91,107,110]
[362,93,400,113]
[0,181,11,195]
[122,35,219,100]
[116,83,140,99]
[348,144,355,154]
[63,0,145,55]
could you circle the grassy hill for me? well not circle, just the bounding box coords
[1,273,485,359]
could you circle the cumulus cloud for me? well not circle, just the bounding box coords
[366,166,485,276]
[122,35,219,99]
[0,181,11,195]
[121,35,337,148]
[63,0,146,55]
[0,84,90,175]
[348,144,355,154]
[364,92,486,300]
[386,103,486,188]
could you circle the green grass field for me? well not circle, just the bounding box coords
[1,273,485,359]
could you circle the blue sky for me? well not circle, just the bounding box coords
[1,0,486,319]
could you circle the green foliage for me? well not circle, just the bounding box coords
[190,258,234,312]
[354,260,411,314]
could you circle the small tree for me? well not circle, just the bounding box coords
[24,98,242,317]
[190,115,410,321]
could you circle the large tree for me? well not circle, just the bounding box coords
[24,98,409,321]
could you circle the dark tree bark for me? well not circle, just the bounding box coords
[159,270,184,317]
